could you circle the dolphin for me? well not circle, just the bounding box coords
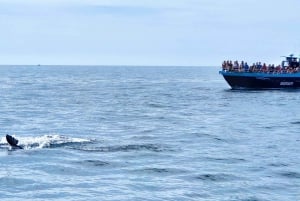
[6,135,23,149]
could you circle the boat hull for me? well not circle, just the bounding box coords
[219,71,300,89]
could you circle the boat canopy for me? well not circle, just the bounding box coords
[282,54,299,68]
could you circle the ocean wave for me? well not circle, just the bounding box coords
[279,171,300,179]
[76,160,110,167]
[71,143,167,153]
[195,173,240,182]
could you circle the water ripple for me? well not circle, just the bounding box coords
[72,144,168,153]
[279,171,300,179]
[195,173,240,182]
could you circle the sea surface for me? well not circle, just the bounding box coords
[0,65,299,201]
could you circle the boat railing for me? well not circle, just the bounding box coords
[222,60,300,74]
[221,68,300,74]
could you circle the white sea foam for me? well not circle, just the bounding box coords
[0,134,90,149]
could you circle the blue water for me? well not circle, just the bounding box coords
[0,66,299,201]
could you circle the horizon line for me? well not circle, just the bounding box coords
[0,64,219,67]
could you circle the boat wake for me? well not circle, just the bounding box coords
[0,135,91,150]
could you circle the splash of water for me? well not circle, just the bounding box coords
[0,134,90,149]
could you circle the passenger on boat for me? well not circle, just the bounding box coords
[269,64,275,73]
[222,60,233,71]
[233,61,239,71]
[287,66,293,73]
[222,60,287,74]
[261,63,267,72]
[249,63,256,72]
[256,62,262,72]
[240,61,245,71]
[222,61,227,70]
[230,61,233,70]
[275,65,281,73]
[244,62,249,71]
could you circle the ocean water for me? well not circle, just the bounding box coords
[0,65,299,201]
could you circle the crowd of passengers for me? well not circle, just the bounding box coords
[222,60,300,73]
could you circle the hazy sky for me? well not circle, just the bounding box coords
[0,0,300,66]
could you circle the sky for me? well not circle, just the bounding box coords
[0,0,300,66]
